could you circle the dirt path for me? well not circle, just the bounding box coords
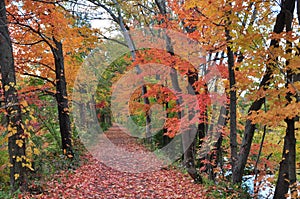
[23,124,209,199]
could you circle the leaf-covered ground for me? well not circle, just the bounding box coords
[23,124,209,198]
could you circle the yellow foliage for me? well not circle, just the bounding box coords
[20,100,28,108]
[16,139,24,148]
[33,148,40,155]
[14,173,19,180]
[22,163,34,171]
[16,156,22,162]
[4,85,10,91]
[7,125,17,135]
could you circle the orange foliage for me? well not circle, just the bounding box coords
[7,0,99,93]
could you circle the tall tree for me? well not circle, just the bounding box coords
[225,13,238,178]
[233,0,296,183]
[167,0,298,186]
[154,0,202,183]
[274,0,298,197]
[0,0,26,191]
[51,37,73,157]
[7,1,97,157]
[225,19,237,177]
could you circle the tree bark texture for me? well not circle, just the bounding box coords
[0,0,27,191]
[50,38,73,157]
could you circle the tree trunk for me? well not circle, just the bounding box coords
[154,0,202,182]
[79,102,87,130]
[0,0,27,191]
[233,0,292,183]
[273,122,293,199]
[288,72,300,198]
[113,0,152,140]
[226,29,238,175]
[206,105,229,181]
[284,6,297,198]
[286,117,297,198]
[163,101,171,145]
[185,70,202,183]
[50,37,73,157]
[142,85,152,143]
[274,9,298,194]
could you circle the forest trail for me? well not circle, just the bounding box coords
[23,124,209,199]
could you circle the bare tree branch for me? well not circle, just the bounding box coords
[23,72,56,86]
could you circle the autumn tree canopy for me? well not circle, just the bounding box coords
[0,0,298,198]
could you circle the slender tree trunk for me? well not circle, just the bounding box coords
[286,118,297,198]
[163,101,171,145]
[154,0,202,183]
[273,124,292,199]
[284,7,297,198]
[79,102,87,129]
[0,0,27,191]
[288,74,300,199]
[79,87,87,130]
[274,15,298,196]
[276,4,298,196]
[90,0,152,140]
[216,106,229,171]
[198,112,207,175]
[178,69,202,183]
[142,85,152,143]
[226,29,238,175]
[113,0,152,140]
[233,0,291,183]
[185,70,203,183]
[50,38,73,157]
[206,105,229,180]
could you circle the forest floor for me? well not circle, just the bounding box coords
[22,124,210,199]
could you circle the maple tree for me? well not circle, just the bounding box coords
[167,0,299,197]
[7,0,98,158]
[154,0,203,183]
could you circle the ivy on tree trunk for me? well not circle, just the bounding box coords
[0,0,27,191]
